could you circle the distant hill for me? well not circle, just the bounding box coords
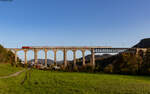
[133,38,150,48]
[28,59,54,65]
[78,54,112,61]
[28,54,112,65]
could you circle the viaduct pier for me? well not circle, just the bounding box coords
[7,46,148,68]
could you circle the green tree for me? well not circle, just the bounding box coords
[0,45,16,65]
[140,49,150,75]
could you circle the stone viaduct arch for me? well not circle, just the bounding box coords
[7,47,148,69]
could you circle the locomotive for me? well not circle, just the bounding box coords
[22,46,32,49]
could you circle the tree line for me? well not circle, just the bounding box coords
[95,49,150,75]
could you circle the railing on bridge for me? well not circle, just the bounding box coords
[94,48,137,53]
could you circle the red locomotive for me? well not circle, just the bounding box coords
[22,46,32,49]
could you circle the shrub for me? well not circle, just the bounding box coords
[104,64,113,73]
[79,65,94,72]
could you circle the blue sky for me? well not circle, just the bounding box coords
[0,0,150,60]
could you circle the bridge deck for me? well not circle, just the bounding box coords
[6,47,139,53]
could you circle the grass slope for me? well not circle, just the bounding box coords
[0,68,150,94]
[0,63,23,76]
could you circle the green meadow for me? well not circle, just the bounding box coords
[0,63,23,76]
[0,64,150,94]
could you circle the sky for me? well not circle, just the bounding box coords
[0,0,150,60]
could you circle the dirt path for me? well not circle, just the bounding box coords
[0,69,29,79]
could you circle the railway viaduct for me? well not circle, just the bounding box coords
[7,46,148,68]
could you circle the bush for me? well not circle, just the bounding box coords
[79,65,94,72]
[104,64,113,73]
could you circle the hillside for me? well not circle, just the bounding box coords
[0,45,15,64]
[96,38,150,75]
[133,38,150,48]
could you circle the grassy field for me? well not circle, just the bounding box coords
[0,63,23,76]
[0,64,150,94]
